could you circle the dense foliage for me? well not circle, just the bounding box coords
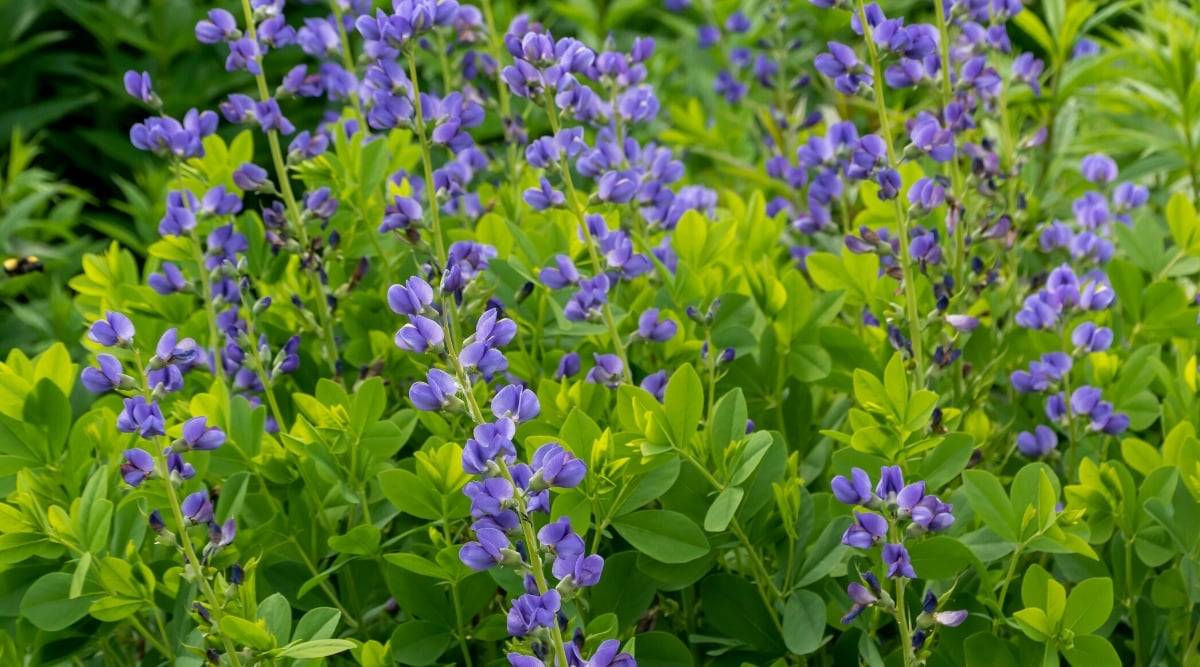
[4,0,1200,666]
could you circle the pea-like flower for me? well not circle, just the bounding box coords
[460,526,519,571]
[195,9,239,44]
[409,369,461,411]
[117,396,167,439]
[507,591,561,637]
[1080,153,1118,185]
[842,511,888,549]
[585,353,623,388]
[395,315,446,353]
[175,416,227,452]
[82,354,136,393]
[832,467,876,506]
[531,443,586,489]
[882,543,916,579]
[181,490,214,525]
[387,277,435,316]
[89,311,136,348]
[1016,425,1058,457]
[121,448,157,487]
[636,309,677,342]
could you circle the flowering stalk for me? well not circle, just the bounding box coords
[853,0,925,387]
[406,49,449,265]
[930,0,969,289]
[172,158,228,384]
[326,0,365,132]
[236,0,341,372]
[538,96,631,376]
[480,0,522,208]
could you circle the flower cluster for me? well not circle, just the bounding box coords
[833,466,964,650]
[80,311,240,659]
[389,264,624,665]
[1038,154,1149,265]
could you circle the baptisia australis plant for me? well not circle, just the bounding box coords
[832,466,964,662]
[80,314,247,664]
[389,271,632,666]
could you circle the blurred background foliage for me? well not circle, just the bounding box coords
[0,0,1191,356]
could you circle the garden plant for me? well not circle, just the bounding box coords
[5,0,1200,665]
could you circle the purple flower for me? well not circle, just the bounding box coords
[225,37,262,75]
[166,451,195,481]
[388,277,435,316]
[1012,53,1044,96]
[1072,322,1114,352]
[409,369,460,411]
[181,490,214,525]
[117,396,166,438]
[908,112,955,162]
[1081,153,1118,185]
[121,448,156,486]
[460,527,516,571]
[1016,425,1058,457]
[907,177,945,214]
[395,315,445,353]
[934,609,969,627]
[305,187,339,220]
[123,71,156,105]
[636,309,677,342]
[465,477,514,518]
[380,196,423,232]
[640,370,667,402]
[841,580,879,623]
[531,442,586,488]
[523,177,565,211]
[462,420,517,474]
[232,163,269,191]
[831,467,874,506]
[507,591,561,637]
[882,543,916,578]
[556,352,582,380]
[585,353,623,388]
[698,26,720,48]
[597,170,639,203]
[81,354,132,393]
[178,416,227,451]
[195,9,238,43]
[1070,385,1103,415]
[944,314,979,332]
[206,518,237,555]
[150,261,189,296]
[540,255,580,289]
[842,511,888,549]
[875,465,904,500]
[491,385,540,423]
[88,311,135,347]
[910,494,954,532]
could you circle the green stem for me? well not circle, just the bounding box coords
[539,96,631,376]
[407,49,448,266]
[129,613,175,662]
[171,159,226,385]
[854,0,924,389]
[238,0,340,374]
[894,578,917,667]
[993,542,1024,631]
[932,0,969,289]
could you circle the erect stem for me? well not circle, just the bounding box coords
[237,0,340,374]
[854,0,925,389]
[931,0,969,289]
[539,95,631,377]
[406,48,448,266]
[170,158,227,384]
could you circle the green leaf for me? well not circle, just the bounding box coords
[384,553,449,580]
[249,595,288,648]
[788,345,831,382]
[293,608,341,641]
[703,486,744,532]
[963,631,1020,667]
[1062,577,1112,634]
[278,639,356,659]
[328,524,381,556]
[612,510,710,563]
[591,551,657,627]
[782,590,826,655]
[390,621,452,666]
[221,617,276,651]
[1013,607,1052,642]
[88,596,144,622]
[962,470,1018,542]
[378,469,443,520]
[663,364,704,447]
[728,431,773,486]
[1167,190,1200,253]
[633,631,693,667]
[852,369,889,414]
[20,572,95,631]
[709,389,747,461]
[919,432,974,490]
[702,574,784,651]
[1061,634,1122,667]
